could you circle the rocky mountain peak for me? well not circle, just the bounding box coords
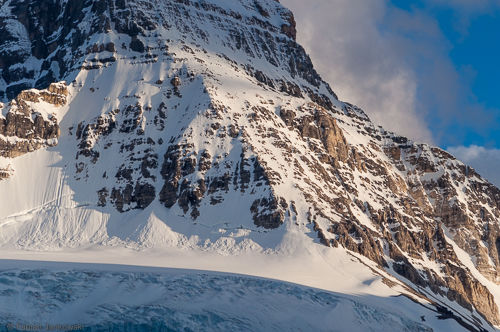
[1,0,500,330]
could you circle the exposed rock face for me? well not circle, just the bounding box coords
[1,0,500,329]
[250,194,286,229]
[0,165,13,179]
[0,0,315,101]
[0,83,65,162]
[282,105,349,164]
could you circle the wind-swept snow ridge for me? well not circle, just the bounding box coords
[1,0,500,329]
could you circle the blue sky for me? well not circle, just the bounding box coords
[390,0,500,149]
[283,0,500,186]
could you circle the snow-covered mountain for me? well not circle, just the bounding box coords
[1,0,500,330]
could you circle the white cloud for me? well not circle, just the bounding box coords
[447,145,500,188]
[281,0,435,143]
[281,0,500,147]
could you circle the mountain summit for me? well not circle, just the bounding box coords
[1,0,500,330]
